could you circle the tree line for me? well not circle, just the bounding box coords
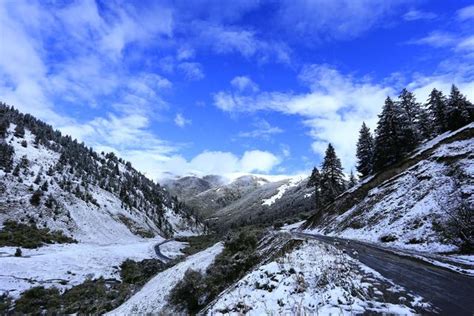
[308,85,473,210]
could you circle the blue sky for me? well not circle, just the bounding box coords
[1,0,473,180]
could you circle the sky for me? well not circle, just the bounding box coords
[1,0,473,180]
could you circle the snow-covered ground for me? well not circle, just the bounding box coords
[159,240,188,259]
[262,176,305,206]
[108,242,223,315]
[207,240,430,315]
[0,238,163,298]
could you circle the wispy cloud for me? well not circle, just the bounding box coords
[238,119,283,140]
[457,5,474,21]
[403,9,437,21]
[177,62,205,80]
[174,113,192,128]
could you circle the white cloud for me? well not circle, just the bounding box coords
[177,62,205,80]
[457,5,474,21]
[231,76,259,92]
[198,23,291,64]
[238,119,283,140]
[456,35,474,52]
[174,113,191,127]
[276,0,410,40]
[126,149,281,180]
[176,47,195,61]
[408,31,457,48]
[213,65,392,170]
[403,9,437,21]
[213,64,474,172]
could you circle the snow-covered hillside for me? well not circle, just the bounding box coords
[108,242,223,315]
[206,239,430,315]
[0,107,205,242]
[304,123,474,254]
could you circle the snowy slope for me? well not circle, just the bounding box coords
[304,123,474,254]
[207,239,430,315]
[261,175,305,206]
[0,123,204,243]
[0,238,163,298]
[108,242,223,315]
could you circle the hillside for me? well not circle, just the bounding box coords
[0,104,205,243]
[302,123,474,254]
[165,174,314,231]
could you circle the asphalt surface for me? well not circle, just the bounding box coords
[294,232,474,316]
[154,239,172,262]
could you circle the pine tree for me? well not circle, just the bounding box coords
[14,123,25,138]
[417,105,433,140]
[0,143,14,172]
[30,189,42,206]
[0,119,8,138]
[397,89,420,151]
[307,167,321,210]
[446,85,473,131]
[356,122,374,177]
[320,144,345,206]
[348,170,358,189]
[373,97,406,172]
[426,88,448,134]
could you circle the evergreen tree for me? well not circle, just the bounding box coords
[30,189,42,206]
[355,122,374,177]
[0,119,8,138]
[417,105,433,140]
[307,167,321,210]
[14,123,25,138]
[426,88,448,134]
[397,88,420,150]
[446,85,473,131]
[373,97,406,172]
[320,144,345,205]
[348,170,358,189]
[0,143,14,172]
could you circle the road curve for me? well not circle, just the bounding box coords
[293,232,474,316]
[154,239,173,263]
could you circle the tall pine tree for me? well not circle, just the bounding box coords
[320,144,345,206]
[397,88,420,150]
[307,167,321,211]
[426,88,448,134]
[355,122,374,177]
[373,97,406,172]
[446,85,473,131]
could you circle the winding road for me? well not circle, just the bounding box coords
[293,232,474,315]
[154,239,172,263]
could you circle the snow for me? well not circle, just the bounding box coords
[108,242,223,315]
[159,240,187,259]
[411,122,474,157]
[0,238,163,298]
[280,220,306,231]
[262,176,305,206]
[207,239,429,315]
[164,207,202,237]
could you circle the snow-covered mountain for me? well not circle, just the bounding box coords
[165,174,314,231]
[303,123,474,254]
[0,105,205,243]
